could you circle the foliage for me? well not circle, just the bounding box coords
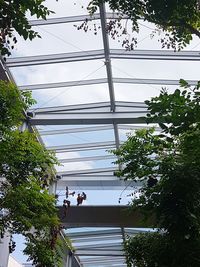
[0,80,35,131]
[0,130,56,187]
[0,81,64,266]
[145,79,200,135]
[124,232,172,267]
[112,81,200,267]
[2,182,59,232]
[24,232,64,267]
[88,0,200,50]
[24,237,58,267]
[0,0,57,56]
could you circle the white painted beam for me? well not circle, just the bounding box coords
[6,49,200,67]
[29,14,101,26]
[110,49,200,61]
[19,78,108,91]
[29,112,147,125]
[57,167,116,176]
[28,13,126,26]
[31,102,111,113]
[39,125,113,135]
[47,141,116,152]
[56,179,142,190]
[68,229,122,238]
[19,77,198,91]
[6,50,105,67]
[58,155,115,163]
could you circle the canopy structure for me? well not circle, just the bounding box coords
[2,1,200,266]
[65,227,153,267]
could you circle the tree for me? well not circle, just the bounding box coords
[88,0,200,50]
[0,0,57,56]
[0,81,65,267]
[112,80,200,267]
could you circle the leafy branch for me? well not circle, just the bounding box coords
[112,80,200,267]
[0,0,58,57]
[0,81,66,266]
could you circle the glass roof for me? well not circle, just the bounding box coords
[64,227,154,267]
[3,1,200,266]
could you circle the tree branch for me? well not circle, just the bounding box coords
[183,22,200,38]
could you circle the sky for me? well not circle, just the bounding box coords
[7,0,200,264]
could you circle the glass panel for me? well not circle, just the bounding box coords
[56,160,113,173]
[78,149,113,157]
[37,124,113,132]
[31,84,109,107]
[57,149,112,159]
[112,59,200,80]
[114,83,177,102]
[55,160,94,173]
[11,20,103,57]
[42,129,114,146]
[10,60,106,85]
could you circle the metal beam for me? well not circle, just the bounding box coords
[115,101,148,108]
[28,13,127,26]
[59,205,154,228]
[72,235,123,243]
[31,102,111,113]
[113,77,199,86]
[75,252,124,256]
[80,257,125,263]
[39,124,155,138]
[114,123,120,149]
[57,167,116,176]
[30,101,146,115]
[58,155,115,163]
[100,3,115,112]
[76,243,122,250]
[118,124,160,131]
[68,228,144,239]
[110,49,200,61]
[6,50,105,67]
[83,263,126,266]
[29,112,147,125]
[58,175,119,180]
[84,264,126,267]
[83,263,126,267]
[29,14,101,26]
[19,77,198,91]
[83,262,126,267]
[39,125,113,135]
[47,141,116,152]
[6,49,200,67]
[56,179,140,190]
[19,78,108,91]
[68,229,122,238]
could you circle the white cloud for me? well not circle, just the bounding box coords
[55,151,94,172]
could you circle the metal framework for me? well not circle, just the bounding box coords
[19,77,198,91]
[2,3,200,266]
[6,49,200,67]
[59,206,154,228]
[65,227,152,267]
